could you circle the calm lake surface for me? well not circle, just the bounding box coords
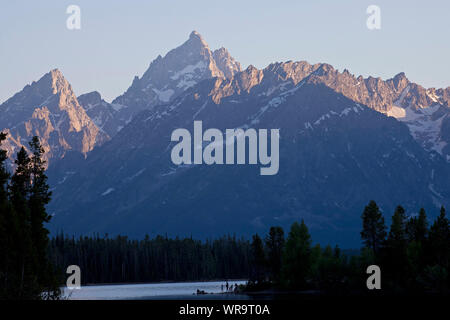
[63,280,249,300]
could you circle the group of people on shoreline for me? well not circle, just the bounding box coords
[195,280,240,295]
[221,280,239,293]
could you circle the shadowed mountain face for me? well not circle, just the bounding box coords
[47,65,450,246]
[0,69,108,166]
[2,31,448,246]
[76,91,126,137]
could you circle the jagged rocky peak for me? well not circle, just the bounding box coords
[189,30,208,43]
[235,65,264,92]
[78,91,102,105]
[287,64,413,112]
[208,61,318,103]
[78,91,113,114]
[391,72,409,90]
[31,68,68,94]
[0,69,108,164]
[436,87,450,106]
[213,47,242,79]
[402,83,436,109]
[263,61,321,85]
[1,69,78,121]
[47,68,70,94]
[112,31,242,113]
[314,63,336,75]
[34,69,80,108]
[76,91,125,137]
[3,69,70,113]
[138,30,222,88]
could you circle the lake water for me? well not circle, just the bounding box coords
[63,280,249,300]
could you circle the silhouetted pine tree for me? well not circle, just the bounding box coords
[282,220,312,289]
[405,208,428,286]
[249,234,266,284]
[265,226,284,282]
[387,205,408,253]
[361,200,386,256]
[428,206,450,268]
[28,137,60,299]
[8,146,36,298]
[406,208,428,243]
[385,205,408,287]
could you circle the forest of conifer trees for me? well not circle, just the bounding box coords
[48,234,251,284]
[47,202,450,295]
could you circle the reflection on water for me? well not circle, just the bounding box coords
[64,280,248,300]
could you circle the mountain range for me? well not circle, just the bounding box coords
[1,31,449,246]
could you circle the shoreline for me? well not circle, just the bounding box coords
[67,279,248,287]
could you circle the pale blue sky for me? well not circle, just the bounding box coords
[0,0,449,103]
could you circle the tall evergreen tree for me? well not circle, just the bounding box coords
[388,205,407,247]
[265,226,284,282]
[8,146,35,298]
[9,147,31,206]
[360,200,387,255]
[28,137,59,298]
[282,220,312,289]
[405,208,428,284]
[428,206,450,268]
[406,208,428,243]
[250,234,266,284]
[386,206,408,284]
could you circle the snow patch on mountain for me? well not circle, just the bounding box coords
[124,168,146,183]
[386,106,406,118]
[385,86,448,158]
[250,80,306,125]
[390,103,447,155]
[152,88,175,102]
[111,103,127,112]
[170,60,207,81]
[57,171,76,185]
[192,102,208,119]
[101,188,115,196]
